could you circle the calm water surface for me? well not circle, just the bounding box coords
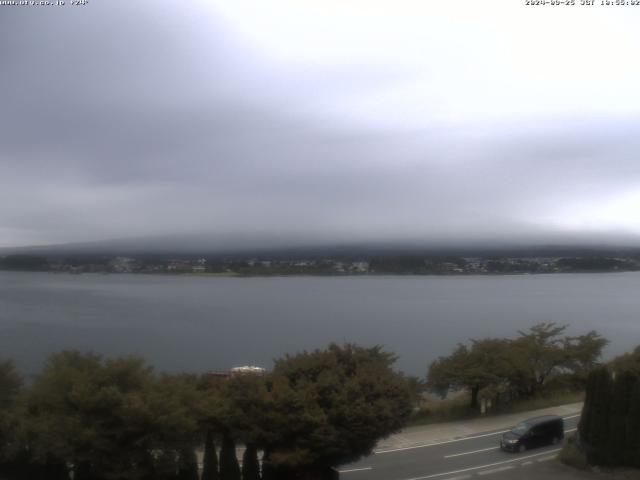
[1,271,639,376]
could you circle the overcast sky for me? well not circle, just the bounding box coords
[1,0,640,249]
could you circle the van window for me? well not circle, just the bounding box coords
[531,425,545,436]
[512,422,529,436]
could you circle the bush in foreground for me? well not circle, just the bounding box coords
[559,436,588,470]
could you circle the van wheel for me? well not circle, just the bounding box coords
[518,445,526,453]
[551,437,559,445]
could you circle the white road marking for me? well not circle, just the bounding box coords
[478,465,514,475]
[521,461,533,466]
[376,430,509,454]
[398,448,561,480]
[444,446,499,458]
[536,455,557,462]
[444,475,472,480]
[376,412,580,455]
[565,428,577,433]
[338,467,373,473]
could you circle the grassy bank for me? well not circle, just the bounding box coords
[408,390,585,426]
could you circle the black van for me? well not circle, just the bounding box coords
[500,415,564,453]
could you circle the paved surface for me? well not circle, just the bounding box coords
[473,458,640,480]
[374,403,583,452]
[340,404,584,480]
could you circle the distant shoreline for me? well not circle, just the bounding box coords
[1,269,638,278]
[2,252,639,277]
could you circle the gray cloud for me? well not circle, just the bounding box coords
[1,1,640,248]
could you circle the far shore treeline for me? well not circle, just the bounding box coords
[0,325,635,479]
[2,249,640,276]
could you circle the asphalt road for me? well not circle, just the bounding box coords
[339,414,581,480]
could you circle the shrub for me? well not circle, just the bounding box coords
[559,436,588,470]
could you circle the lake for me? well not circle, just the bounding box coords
[1,271,639,376]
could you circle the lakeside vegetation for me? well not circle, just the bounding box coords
[406,322,612,426]
[424,323,606,410]
[0,344,412,480]
[1,324,633,478]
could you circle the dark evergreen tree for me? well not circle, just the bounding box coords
[606,371,634,465]
[623,376,640,468]
[177,448,199,480]
[219,433,241,480]
[154,450,178,480]
[580,367,612,465]
[42,458,70,480]
[579,365,640,468]
[202,430,219,480]
[260,451,276,480]
[578,362,596,442]
[242,444,260,480]
[73,461,94,480]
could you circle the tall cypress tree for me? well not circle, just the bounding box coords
[202,430,219,480]
[260,451,276,480]
[606,371,634,465]
[43,458,70,480]
[177,448,199,480]
[624,376,640,468]
[154,450,179,480]
[578,365,596,442]
[582,368,612,465]
[241,444,260,480]
[219,433,241,480]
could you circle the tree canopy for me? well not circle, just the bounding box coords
[427,323,608,407]
[0,360,22,409]
[608,345,640,374]
[0,343,414,480]
[11,351,203,480]
[260,343,412,475]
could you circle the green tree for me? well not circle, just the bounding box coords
[0,360,22,409]
[509,323,606,395]
[404,375,427,405]
[564,331,609,373]
[579,363,640,468]
[579,367,613,465]
[609,345,640,374]
[241,444,260,480]
[26,352,160,479]
[216,373,270,480]
[605,371,635,465]
[427,339,521,408]
[260,343,412,478]
[22,351,202,480]
[201,430,219,480]
[624,379,640,467]
[218,374,270,447]
[428,324,608,407]
[0,360,28,480]
[154,450,178,480]
[176,448,199,480]
[219,432,241,480]
[513,323,571,395]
